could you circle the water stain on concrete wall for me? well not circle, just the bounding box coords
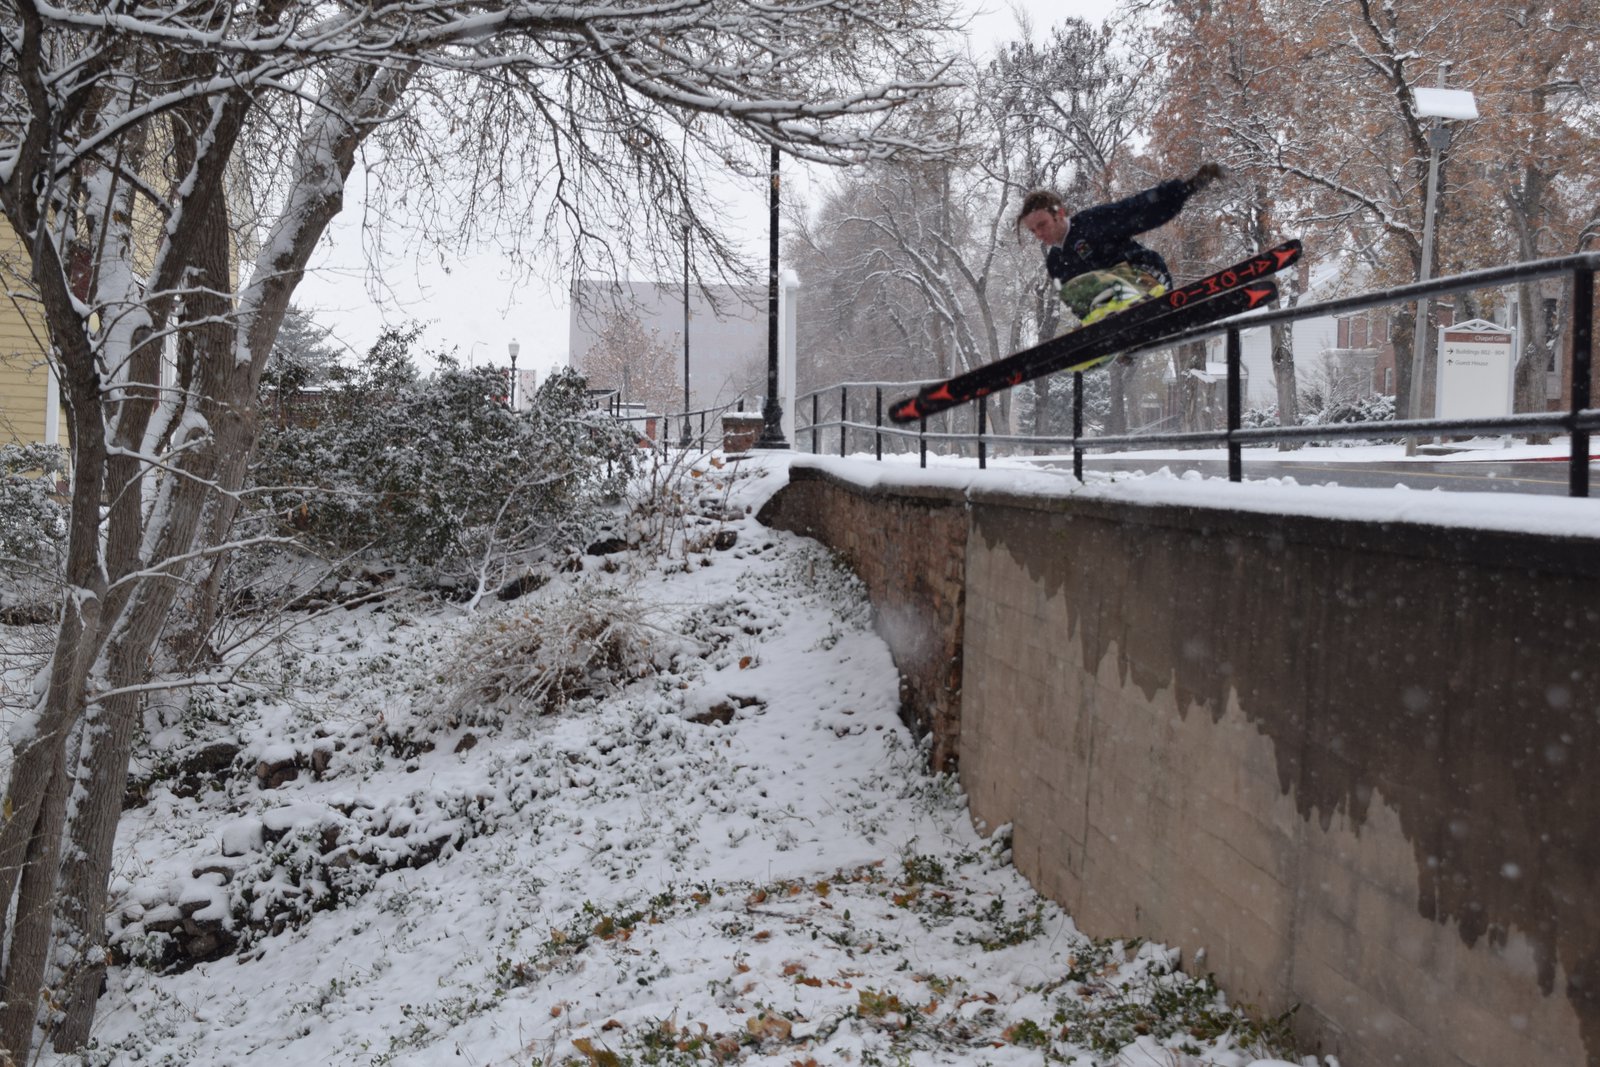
[973,496,1600,1060]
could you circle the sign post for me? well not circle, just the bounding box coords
[1435,318,1516,423]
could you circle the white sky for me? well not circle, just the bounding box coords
[292,0,1123,380]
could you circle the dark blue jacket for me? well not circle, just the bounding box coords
[1044,178,1193,287]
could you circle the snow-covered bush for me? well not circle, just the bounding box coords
[1245,395,1398,442]
[248,330,637,586]
[1302,391,1395,427]
[0,443,67,568]
[1241,404,1279,428]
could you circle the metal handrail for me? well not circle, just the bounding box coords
[603,397,754,451]
[796,251,1599,496]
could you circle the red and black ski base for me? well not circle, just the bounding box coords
[887,240,1300,425]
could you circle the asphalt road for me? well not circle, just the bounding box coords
[1060,456,1596,495]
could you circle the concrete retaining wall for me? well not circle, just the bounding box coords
[760,464,1600,1067]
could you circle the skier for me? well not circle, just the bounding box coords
[1016,164,1225,326]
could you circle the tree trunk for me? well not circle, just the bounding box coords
[1106,360,1128,436]
[1177,340,1209,431]
[0,357,109,1058]
[1033,377,1055,444]
[1512,281,1552,417]
[0,739,73,1055]
[50,684,141,1050]
[21,71,388,1055]
[1270,320,1299,449]
[1392,305,1417,419]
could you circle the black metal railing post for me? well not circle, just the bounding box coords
[919,416,927,469]
[1571,266,1594,498]
[1227,327,1243,482]
[839,385,848,457]
[810,393,819,454]
[977,396,988,470]
[875,387,884,461]
[1072,371,1085,481]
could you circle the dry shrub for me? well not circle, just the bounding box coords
[446,587,679,722]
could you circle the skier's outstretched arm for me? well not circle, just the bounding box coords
[1077,165,1226,238]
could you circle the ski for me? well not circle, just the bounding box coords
[887,240,1300,424]
[888,281,1278,424]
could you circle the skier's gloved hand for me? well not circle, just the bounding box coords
[1187,162,1225,194]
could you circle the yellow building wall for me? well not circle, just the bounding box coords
[0,228,62,448]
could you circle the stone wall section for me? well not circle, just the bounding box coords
[757,466,968,770]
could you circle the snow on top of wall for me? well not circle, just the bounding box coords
[776,452,1600,541]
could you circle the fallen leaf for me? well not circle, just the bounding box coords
[571,1037,621,1066]
[747,1012,793,1041]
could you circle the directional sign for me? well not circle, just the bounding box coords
[1435,318,1516,420]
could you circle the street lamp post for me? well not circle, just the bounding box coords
[1404,71,1478,453]
[507,339,520,411]
[755,143,788,449]
[681,223,693,447]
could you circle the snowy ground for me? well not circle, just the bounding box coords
[5,454,1328,1067]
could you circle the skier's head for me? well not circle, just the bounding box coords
[1016,190,1069,246]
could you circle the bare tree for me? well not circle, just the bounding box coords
[1150,0,1600,419]
[985,17,1154,434]
[584,307,682,416]
[787,17,1152,440]
[0,0,957,1055]
[1149,0,1306,433]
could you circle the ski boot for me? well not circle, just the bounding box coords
[1059,267,1168,326]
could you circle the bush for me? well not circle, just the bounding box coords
[1241,404,1279,429]
[1245,394,1398,442]
[1308,391,1395,425]
[0,443,67,567]
[248,329,638,584]
[444,586,678,722]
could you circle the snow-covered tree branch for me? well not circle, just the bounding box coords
[0,0,958,1054]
